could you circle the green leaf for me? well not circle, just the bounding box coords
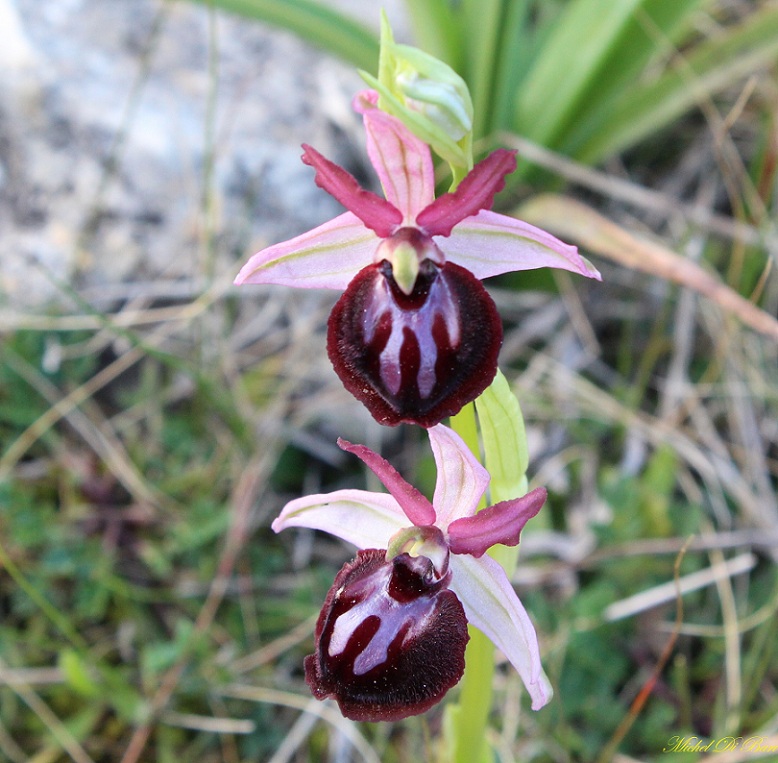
[461,0,504,138]
[474,369,529,503]
[576,4,778,163]
[489,0,532,133]
[557,0,704,154]
[403,0,463,70]
[188,0,379,72]
[513,0,647,149]
[60,649,101,698]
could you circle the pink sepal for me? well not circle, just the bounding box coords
[338,438,437,527]
[271,489,406,549]
[428,425,490,528]
[302,144,403,237]
[354,90,436,224]
[449,553,553,710]
[416,149,517,237]
[443,210,602,280]
[447,487,546,557]
[234,212,378,290]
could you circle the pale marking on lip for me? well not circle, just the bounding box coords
[363,266,461,400]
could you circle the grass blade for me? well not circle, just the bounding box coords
[403,0,463,69]
[488,0,532,134]
[461,0,505,138]
[557,0,704,154]
[576,5,778,163]
[187,0,379,71]
[512,0,646,149]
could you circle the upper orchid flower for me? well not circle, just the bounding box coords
[273,424,552,721]
[236,91,600,427]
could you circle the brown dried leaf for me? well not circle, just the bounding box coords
[518,194,778,342]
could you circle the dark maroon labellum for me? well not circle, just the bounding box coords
[327,254,503,427]
[305,549,469,722]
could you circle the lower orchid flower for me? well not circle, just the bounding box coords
[236,90,600,427]
[272,424,552,721]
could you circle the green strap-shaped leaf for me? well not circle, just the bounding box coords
[188,0,379,72]
[575,4,778,163]
[489,0,532,134]
[474,369,529,503]
[512,0,646,150]
[460,0,504,139]
[403,0,463,71]
[555,0,704,155]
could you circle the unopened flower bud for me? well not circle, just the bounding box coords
[394,52,473,143]
[361,11,474,173]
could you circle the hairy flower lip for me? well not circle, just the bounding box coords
[305,548,468,722]
[326,258,503,427]
[274,424,554,711]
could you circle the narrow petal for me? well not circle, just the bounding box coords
[428,425,490,528]
[338,438,436,526]
[271,489,406,549]
[354,90,436,224]
[415,149,517,237]
[234,212,377,290]
[447,487,546,557]
[302,144,403,237]
[441,209,602,280]
[450,554,553,710]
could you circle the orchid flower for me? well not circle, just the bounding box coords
[235,90,600,428]
[272,424,552,722]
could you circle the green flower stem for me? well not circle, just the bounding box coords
[452,627,496,763]
[449,374,531,762]
[449,402,494,763]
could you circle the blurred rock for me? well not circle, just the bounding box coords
[0,0,400,307]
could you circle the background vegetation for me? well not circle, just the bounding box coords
[2,0,777,761]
